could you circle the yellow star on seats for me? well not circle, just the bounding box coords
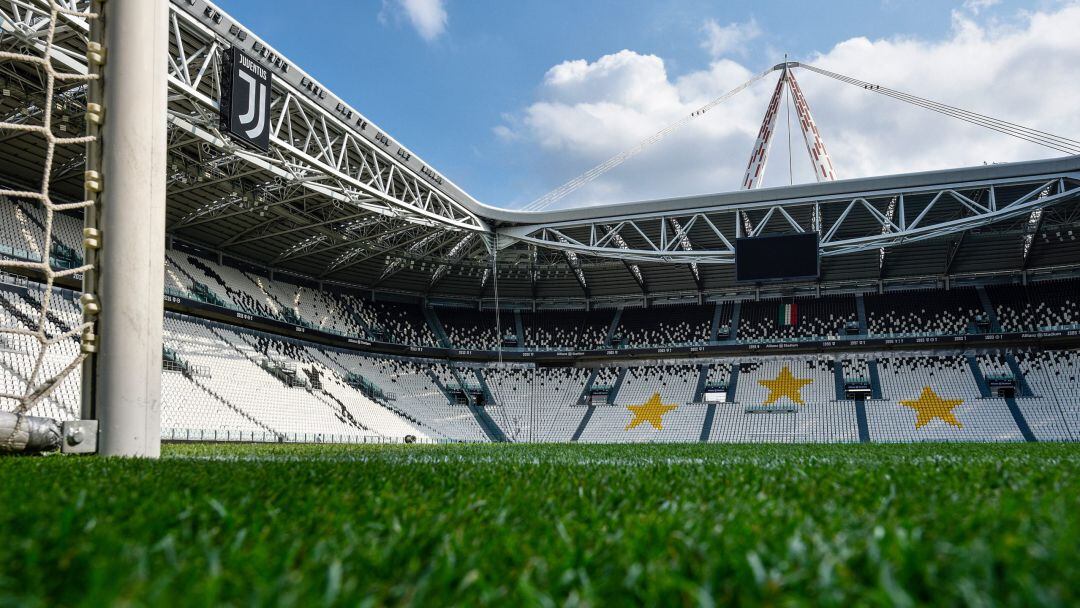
[625,393,678,431]
[900,386,964,428]
[758,365,813,405]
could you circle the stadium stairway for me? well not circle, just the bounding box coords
[693,364,709,402]
[186,257,249,311]
[314,348,435,436]
[315,383,372,433]
[966,355,1035,441]
[206,326,368,432]
[608,367,629,404]
[422,365,500,441]
[0,289,37,331]
[166,255,201,289]
[362,390,437,437]
[728,302,742,340]
[247,272,293,318]
[605,307,623,346]
[855,294,868,334]
[1004,354,1035,397]
[11,199,47,237]
[188,375,281,438]
[1003,397,1037,442]
[854,401,871,443]
[726,364,740,403]
[837,356,871,442]
[472,368,496,408]
[976,286,1002,332]
[337,297,371,337]
[18,291,72,336]
[576,369,599,405]
[867,360,883,399]
[513,310,524,346]
[424,368,455,403]
[424,306,453,348]
[709,302,724,342]
[966,355,993,398]
[449,366,505,442]
[693,363,716,441]
[448,366,472,397]
[570,405,595,442]
[698,404,716,442]
[469,402,506,442]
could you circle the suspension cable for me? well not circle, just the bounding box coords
[799,63,1080,155]
[524,61,1080,213]
[522,66,779,212]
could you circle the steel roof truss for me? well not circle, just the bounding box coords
[165,4,487,234]
[503,174,1080,264]
[774,205,805,233]
[821,200,857,244]
[699,214,734,251]
[668,217,701,287]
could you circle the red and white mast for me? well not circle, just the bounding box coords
[741,64,836,189]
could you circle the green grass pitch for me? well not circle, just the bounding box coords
[1,442,1078,606]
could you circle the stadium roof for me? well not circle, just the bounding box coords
[2,0,1079,303]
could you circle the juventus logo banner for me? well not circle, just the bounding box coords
[220,47,271,152]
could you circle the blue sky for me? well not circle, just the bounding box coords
[217,0,1079,209]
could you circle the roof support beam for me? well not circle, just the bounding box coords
[164,3,489,234]
[944,231,967,276]
[1021,187,1051,270]
[603,224,647,295]
[502,173,1080,265]
[372,233,459,287]
[277,222,417,264]
[668,217,702,290]
[427,233,482,293]
[878,196,897,279]
[530,246,539,301]
[622,261,648,295]
[320,230,436,278]
[224,210,371,247]
[565,252,590,298]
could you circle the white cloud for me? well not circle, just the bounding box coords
[492,124,519,141]
[701,18,761,58]
[963,0,1001,14]
[379,0,447,42]
[496,5,1080,208]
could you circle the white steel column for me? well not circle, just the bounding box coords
[96,0,169,457]
[741,69,786,190]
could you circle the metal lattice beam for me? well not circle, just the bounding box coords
[162,4,488,236]
[502,175,1080,265]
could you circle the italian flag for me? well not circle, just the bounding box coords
[778,302,798,326]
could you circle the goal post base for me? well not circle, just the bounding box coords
[0,411,61,454]
[0,413,98,455]
[61,420,98,455]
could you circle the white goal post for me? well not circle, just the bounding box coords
[0,0,167,457]
[90,0,168,457]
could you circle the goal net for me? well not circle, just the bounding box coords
[0,0,100,452]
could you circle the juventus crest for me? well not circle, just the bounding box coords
[220,47,272,152]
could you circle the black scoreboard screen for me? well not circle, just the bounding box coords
[735,233,820,283]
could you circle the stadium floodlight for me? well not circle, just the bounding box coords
[0,0,167,457]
